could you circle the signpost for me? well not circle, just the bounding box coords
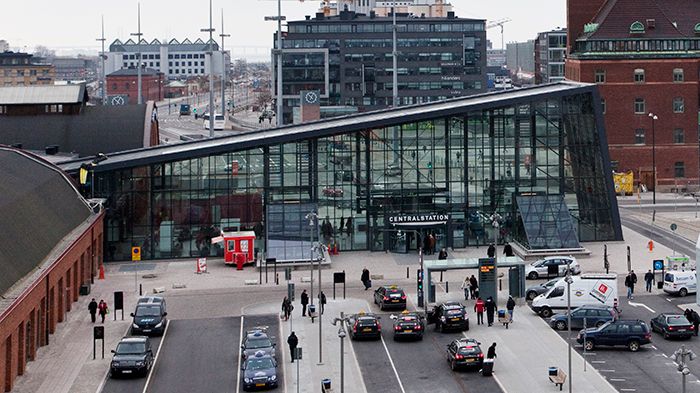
[333,271,346,299]
[478,258,497,304]
[113,291,124,321]
[93,326,104,359]
[131,247,140,293]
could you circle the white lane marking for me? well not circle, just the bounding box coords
[619,389,637,392]
[628,301,655,313]
[236,316,245,393]
[591,360,606,364]
[661,353,668,358]
[650,345,658,350]
[364,300,405,393]
[344,330,370,393]
[666,298,675,302]
[599,369,616,373]
[95,323,132,393]
[609,378,627,382]
[142,321,171,393]
[277,315,288,393]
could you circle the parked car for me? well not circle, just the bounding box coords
[346,313,382,340]
[241,351,279,391]
[427,301,469,332]
[549,305,616,331]
[663,270,697,297]
[241,328,276,361]
[525,256,581,280]
[446,338,483,371]
[390,311,425,340]
[650,313,695,339]
[374,286,407,311]
[526,278,560,301]
[110,336,154,377]
[131,296,167,336]
[576,320,651,352]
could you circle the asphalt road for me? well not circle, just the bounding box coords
[100,335,162,393]
[239,314,284,393]
[619,214,696,258]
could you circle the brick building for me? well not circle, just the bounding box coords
[0,146,104,392]
[106,67,164,104]
[0,52,54,87]
[566,0,700,191]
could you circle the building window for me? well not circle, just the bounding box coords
[673,97,685,113]
[673,68,684,82]
[601,98,606,114]
[634,128,645,144]
[0,105,6,115]
[634,98,645,114]
[674,161,685,178]
[674,128,685,143]
[595,69,605,83]
[125,83,130,90]
[634,68,645,83]
[112,83,117,90]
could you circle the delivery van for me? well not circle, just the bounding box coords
[663,270,697,297]
[530,273,618,318]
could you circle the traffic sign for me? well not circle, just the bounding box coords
[670,223,678,231]
[653,259,664,271]
[131,247,141,261]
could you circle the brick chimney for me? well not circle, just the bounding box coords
[567,0,607,54]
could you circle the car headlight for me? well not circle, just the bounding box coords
[269,375,277,381]
[132,323,140,328]
[244,378,252,383]
[111,361,120,367]
[155,321,163,328]
[135,361,144,366]
[440,316,446,321]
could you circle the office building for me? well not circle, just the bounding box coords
[0,52,54,86]
[52,57,98,81]
[322,0,453,18]
[505,40,535,76]
[535,28,566,84]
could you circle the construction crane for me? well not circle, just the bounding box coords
[486,18,511,51]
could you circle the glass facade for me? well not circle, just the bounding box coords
[94,89,621,262]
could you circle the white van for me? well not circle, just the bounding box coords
[203,113,225,130]
[663,270,697,297]
[530,273,618,318]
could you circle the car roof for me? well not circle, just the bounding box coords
[575,304,612,310]
[455,338,480,346]
[245,330,271,339]
[245,351,275,361]
[119,336,148,343]
[137,296,164,304]
[442,302,463,308]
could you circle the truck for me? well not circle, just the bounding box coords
[530,273,618,318]
[179,104,191,115]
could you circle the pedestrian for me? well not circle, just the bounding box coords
[487,243,496,258]
[486,342,497,359]
[423,235,431,255]
[474,297,485,325]
[485,296,496,327]
[282,296,292,321]
[693,310,700,336]
[461,276,470,300]
[438,248,448,260]
[319,291,327,314]
[98,299,108,323]
[644,269,654,293]
[429,233,436,255]
[88,298,98,323]
[624,272,634,300]
[630,270,638,295]
[469,275,478,299]
[503,243,514,257]
[287,331,299,363]
[506,295,516,322]
[300,290,309,316]
[361,267,371,290]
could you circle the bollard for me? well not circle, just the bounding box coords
[440,270,443,282]
[276,273,279,285]
[406,267,410,279]
[499,278,502,291]
[139,284,142,296]
[446,281,449,293]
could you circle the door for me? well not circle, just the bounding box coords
[570,309,586,329]
[639,170,654,191]
[597,324,618,345]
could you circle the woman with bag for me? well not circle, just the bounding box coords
[98,299,109,323]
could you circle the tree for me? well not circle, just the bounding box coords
[33,45,55,59]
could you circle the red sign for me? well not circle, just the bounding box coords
[231,160,239,176]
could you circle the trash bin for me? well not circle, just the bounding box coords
[79,284,91,296]
[321,379,332,391]
[657,281,663,289]
[481,358,494,376]
[308,304,316,315]
[549,367,558,376]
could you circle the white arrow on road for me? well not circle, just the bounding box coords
[628,301,655,313]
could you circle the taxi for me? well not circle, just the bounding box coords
[373,285,407,311]
[427,301,469,332]
[347,312,382,340]
[241,351,279,391]
[446,338,484,371]
[390,311,425,340]
[241,328,276,361]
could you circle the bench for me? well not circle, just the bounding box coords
[549,368,567,391]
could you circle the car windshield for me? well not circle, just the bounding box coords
[116,342,146,355]
[597,321,613,330]
[215,115,224,121]
[665,273,675,282]
[246,358,274,371]
[545,279,559,287]
[358,317,377,326]
[246,337,272,349]
[667,316,691,325]
[135,305,161,317]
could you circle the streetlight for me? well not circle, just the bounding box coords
[332,312,351,393]
[130,3,143,105]
[201,0,216,136]
[305,211,323,364]
[672,344,696,393]
[648,112,658,204]
[565,259,574,393]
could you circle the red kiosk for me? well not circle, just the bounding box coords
[215,231,256,270]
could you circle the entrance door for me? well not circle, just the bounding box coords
[640,170,654,191]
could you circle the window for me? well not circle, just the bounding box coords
[601,98,606,114]
[595,69,605,83]
[634,68,645,83]
[548,287,565,298]
[634,98,645,114]
[673,68,684,82]
[674,128,685,143]
[675,161,685,178]
[112,83,117,90]
[673,97,685,113]
[634,128,645,144]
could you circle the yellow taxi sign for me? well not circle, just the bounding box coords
[401,310,410,314]
[131,247,141,261]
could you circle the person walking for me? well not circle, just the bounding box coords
[282,297,292,321]
[361,267,371,290]
[287,331,299,363]
[644,270,654,293]
[438,248,448,260]
[98,299,108,323]
[429,233,436,255]
[487,244,496,258]
[503,243,514,257]
[486,342,497,359]
[630,270,638,295]
[506,295,516,322]
[474,297,485,325]
[88,298,98,323]
[300,290,309,316]
[692,309,700,336]
[469,275,478,299]
[624,272,634,300]
[319,291,327,314]
[485,296,496,327]
[461,276,470,300]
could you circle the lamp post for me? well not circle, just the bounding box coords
[565,259,574,393]
[305,211,323,364]
[130,3,143,105]
[648,112,658,204]
[672,344,696,393]
[201,0,216,136]
[332,312,351,393]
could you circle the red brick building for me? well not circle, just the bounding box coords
[566,0,700,191]
[0,147,104,392]
[106,67,164,104]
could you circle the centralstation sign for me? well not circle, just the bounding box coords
[388,214,450,224]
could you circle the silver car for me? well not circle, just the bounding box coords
[525,256,581,280]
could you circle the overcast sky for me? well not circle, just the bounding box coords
[3,0,565,60]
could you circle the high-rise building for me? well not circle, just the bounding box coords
[0,52,55,86]
[566,0,700,191]
[534,28,566,84]
[322,0,453,18]
[275,9,486,124]
[505,40,535,76]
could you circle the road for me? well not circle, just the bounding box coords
[100,336,162,393]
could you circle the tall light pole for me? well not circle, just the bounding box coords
[333,312,351,393]
[672,344,696,393]
[648,112,658,204]
[392,2,398,107]
[96,16,106,105]
[305,211,323,364]
[219,9,229,118]
[276,0,283,126]
[566,259,573,393]
[201,0,216,136]
[130,3,143,105]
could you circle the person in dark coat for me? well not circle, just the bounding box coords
[469,275,478,299]
[486,342,497,359]
[693,310,700,336]
[485,296,496,326]
[345,216,353,235]
[438,248,448,260]
[282,297,292,320]
[88,298,98,323]
[644,270,654,292]
[319,291,327,314]
[339,216,345,235]
[487,244,496,258]
[630,270,638,294]
[300,290,309,316]
[423,235,431,255]
[287,332,299,363]
[624,273,634,300]
[503,243,514,257]
[506,295,516,322]
[361,268,371,290]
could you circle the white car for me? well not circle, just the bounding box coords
[525,256,581,280]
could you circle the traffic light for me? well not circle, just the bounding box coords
[417,269,424,307]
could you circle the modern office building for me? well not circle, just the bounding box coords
[52,56,98,81]
[0,52,55,86]
[535,28,567,84]
[105,38,228,80]
[566,0,700,191]
[275,9,487,124]
[58,82,622,262]
[321,0,454,18]
[505,40,535,76]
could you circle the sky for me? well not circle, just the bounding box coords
[2,0,566,60]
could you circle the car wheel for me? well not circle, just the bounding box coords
[540,307,553,318]
[526,291,537,301]
[528,272,539,280]
[595,321,605,328]
[450,360,457,371]
[555,321,567,331]
[680,288,688,297]
[663,330,670,339]
[628,340,640,352]
[584,340,595,351]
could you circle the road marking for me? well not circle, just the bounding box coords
[364,300,405,393]
[591,360,606,364]
[344,330,369,393]
[599,369,616,373]
[95,322,133,393]
[619,389,636,392]
[650,345,658,350]
[142,321,170,393]
[667,298,675,302]
[236,315,245,393]
[609,378,627,382]
[628,301,655,313]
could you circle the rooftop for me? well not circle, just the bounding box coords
[293,10,483,23]
[0,84,87,105]
[107,67,163,77]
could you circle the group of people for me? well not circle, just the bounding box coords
[88,298,109,323]
[281,289,327,321]
[473,295,517,326]
[487,243,515,259]
[461,275,479,300]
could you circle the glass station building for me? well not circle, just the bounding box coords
[60,82,622,262]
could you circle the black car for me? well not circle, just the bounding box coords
[446,338,484,371]
[241,351,279,391]
[549,305,616,331]
[650,313,695,339]
[347,313,382,340]
[525,278,560,301]
[110,336,154,377]
[241,328,276,361]
[390,311,425,340]
[577,319,652,352]
[131,296,167,336]
[428,302,469,332]
[374,286,407,311]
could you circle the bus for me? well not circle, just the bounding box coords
[203,113,225,130]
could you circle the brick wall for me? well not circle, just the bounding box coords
[566,0,606,54]
[106,74,164,103]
